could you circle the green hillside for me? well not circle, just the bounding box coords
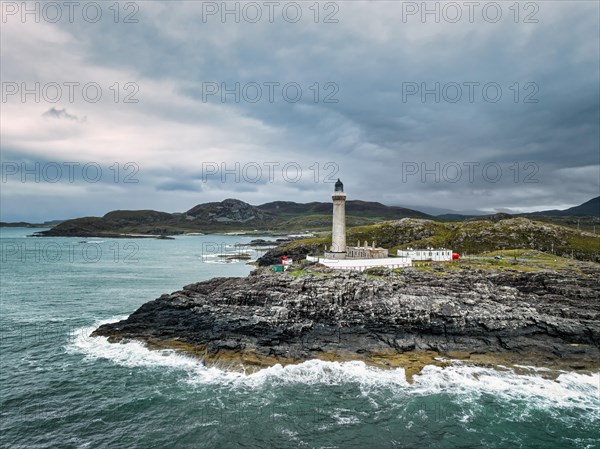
[264,217,600,264]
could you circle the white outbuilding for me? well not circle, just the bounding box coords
[397,248,453,262]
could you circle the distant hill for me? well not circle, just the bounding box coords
[257,200,430,220]
[435,213,478,222]
[428,197,599,231]
[431,197,599,222]
[36,199,432,237]
[0,221,38,228]
[102,210,173,222]
[399,205,487,217]
[25,197,600,238]
[187,199,274,223]
[0,219,66,228]
[525,196,599,217]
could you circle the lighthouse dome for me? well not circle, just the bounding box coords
[334,179,344,192]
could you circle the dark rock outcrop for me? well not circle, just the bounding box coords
[93,265,600,372]
[256,241,324,266]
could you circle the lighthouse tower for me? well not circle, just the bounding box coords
[328,178,347,258]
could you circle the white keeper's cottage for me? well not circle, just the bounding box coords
[396,248,454,262]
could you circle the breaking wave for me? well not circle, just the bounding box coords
[69,318,600,414]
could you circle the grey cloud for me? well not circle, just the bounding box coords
[155,180,202,192]
[2,1,598,221]
[42,107,84,121]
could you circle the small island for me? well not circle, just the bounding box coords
[93,182,600,378]
[92,258,600,378]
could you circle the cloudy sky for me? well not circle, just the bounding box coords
[1,1,599,222]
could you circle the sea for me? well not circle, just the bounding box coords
[1,227,598,449]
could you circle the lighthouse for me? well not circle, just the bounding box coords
[307,179,413,269]
[329,178,347,258]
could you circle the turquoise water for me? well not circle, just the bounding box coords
[1,228,599,449]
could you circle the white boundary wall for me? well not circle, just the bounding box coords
[306,255,412,271]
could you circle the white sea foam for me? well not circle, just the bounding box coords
[237,359,409,390]
[513,364,555,372]
[411,364,600,413]
[69,318,600,413]
[68,319,245,383]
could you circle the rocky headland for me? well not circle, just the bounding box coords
[93,261,600,378]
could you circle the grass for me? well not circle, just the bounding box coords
[285,237,329,248]
[287,268,309,277]
[344,218,599,263]
[383,248,591,275]
[453,249,584,273]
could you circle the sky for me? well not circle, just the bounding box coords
[1,0,599,222]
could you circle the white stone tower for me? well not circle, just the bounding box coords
[330,178,347,257]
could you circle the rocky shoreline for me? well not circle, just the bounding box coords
[92,262,600,377]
